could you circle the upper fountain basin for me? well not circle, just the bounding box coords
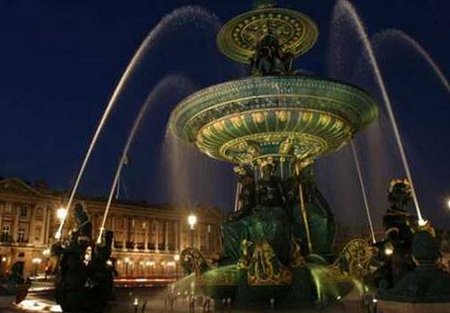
[217,7,319,63]
[169,75,378,164]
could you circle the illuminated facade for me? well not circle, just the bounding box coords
[0,177,223,278]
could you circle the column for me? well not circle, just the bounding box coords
[175,222,179,252]
[164,221,169,251]
[91,214,96,240]
[41,206,47,245]
[111,215,116,250]
[28,206,34,245]
[155,220,159,252]
[206,224,210,254]
[144,219,149,251]
[217,225,222,254]
[122,217,127,251]
[196,223,201,250]
[133,218,138,250]
[13,206,19,242]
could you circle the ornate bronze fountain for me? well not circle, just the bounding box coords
[169,1,379,307]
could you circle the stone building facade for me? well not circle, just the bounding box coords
[0,177,223,278]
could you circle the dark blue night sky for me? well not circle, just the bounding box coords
[0,0,448,228]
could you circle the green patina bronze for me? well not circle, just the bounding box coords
[168,2,379,307]
[169,75,378,164]
[373,180,450,303]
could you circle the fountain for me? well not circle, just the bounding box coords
[38,1,449,312]
[168,0,379,308]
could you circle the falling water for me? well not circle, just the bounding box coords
[331,0,425,224]
[96,75,194,243]
[56,6,221,238]
[159,133,234,210]
[350,141,376,243]
[372,29,449,92]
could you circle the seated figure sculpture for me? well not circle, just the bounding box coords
[221,158,290,266]
[372,179,418,289]
[227,165,255,222]
[221,159,335,265]
[250,32,293,76]
[52,203,114,313]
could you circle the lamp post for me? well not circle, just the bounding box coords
[32,257,42,280]
[55,207,67,240]
[187,214,197,248]
[174,254,180,279]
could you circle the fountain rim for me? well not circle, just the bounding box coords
[169,74,379,142]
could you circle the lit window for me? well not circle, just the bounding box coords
[19,207,27,217]
[18,227,26,243]
[2,225,10,236]
[1,224,11,242]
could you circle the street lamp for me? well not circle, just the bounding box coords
[187,214,197,230]
[187,214,197,248]
[56,207,67,223]
[447,199,450,210]
[32,257,42,280]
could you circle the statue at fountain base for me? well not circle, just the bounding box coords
[174,162,353,307]
[377,231,450,303]
[52,204,115,313]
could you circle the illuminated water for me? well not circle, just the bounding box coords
[350,141,376,244]
[158,132,234,210]
[56,6,221,238]
[97,75,194,242]
[372,29,449,92]
[331,0,425,224]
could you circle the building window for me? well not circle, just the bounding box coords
[1,224,11,242]
[18,227,26,243]
[19,206,27,217]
